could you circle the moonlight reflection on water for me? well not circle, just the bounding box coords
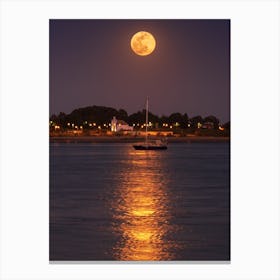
[109,150,181,261]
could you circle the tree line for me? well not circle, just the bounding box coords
[50,105,230,130]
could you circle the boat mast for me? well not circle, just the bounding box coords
[145,96,148,144]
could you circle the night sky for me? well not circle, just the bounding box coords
[50,19,230,123]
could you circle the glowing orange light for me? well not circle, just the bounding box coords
[109,150,178,261]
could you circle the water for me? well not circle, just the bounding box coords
[50,142,230,261]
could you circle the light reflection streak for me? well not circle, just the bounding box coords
[110,149,178,261]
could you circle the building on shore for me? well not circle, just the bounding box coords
[111,116,133,132]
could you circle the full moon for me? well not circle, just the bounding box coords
[130,31,156,56]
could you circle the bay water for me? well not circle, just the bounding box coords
[50,142,230,261]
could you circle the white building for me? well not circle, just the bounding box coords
[111,116,133,132]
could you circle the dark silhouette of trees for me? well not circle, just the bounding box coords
[223,121,230,131]
[68,106,119,126]
[168,112,189,128]
[189,115,203,128]
[49,105,227,131]
[127,111,145,125]
[50,114,58,123]
[50,112,67,126]
[118,109,128,122]
[127,110,160,126]
[159,115,169,126]
[147,111,160,125]
[204,115,220,129]
[182,113,189,128]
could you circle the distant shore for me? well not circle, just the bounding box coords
[50,135,230,143]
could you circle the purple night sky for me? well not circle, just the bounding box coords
[50,19,230,123]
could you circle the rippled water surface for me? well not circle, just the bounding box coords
[50,142,230,261]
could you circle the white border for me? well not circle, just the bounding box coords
[0,0,279,279]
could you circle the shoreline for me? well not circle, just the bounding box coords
[50,136,230,143]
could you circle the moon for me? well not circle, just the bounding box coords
[130,31,156,56]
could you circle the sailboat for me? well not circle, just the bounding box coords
[133,97,168,150]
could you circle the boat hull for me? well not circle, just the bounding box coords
[133,145,167,150]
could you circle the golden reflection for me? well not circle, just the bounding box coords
[110,149,177,261]
[132,209,155,217]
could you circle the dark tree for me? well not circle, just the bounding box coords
[117,109,128,122]
[169,112,183,124]
[189,115,203,128]
[128,111,146,125]
[168,112,189,128]
[223,121,230,130]
[204,115,220,129]
[159,115,169,126]
[56,112,67,127]
[68,106,119,126]
[50,114,58,123]
[147,111,160,125]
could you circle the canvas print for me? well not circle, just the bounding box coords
[49,19,230,261]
